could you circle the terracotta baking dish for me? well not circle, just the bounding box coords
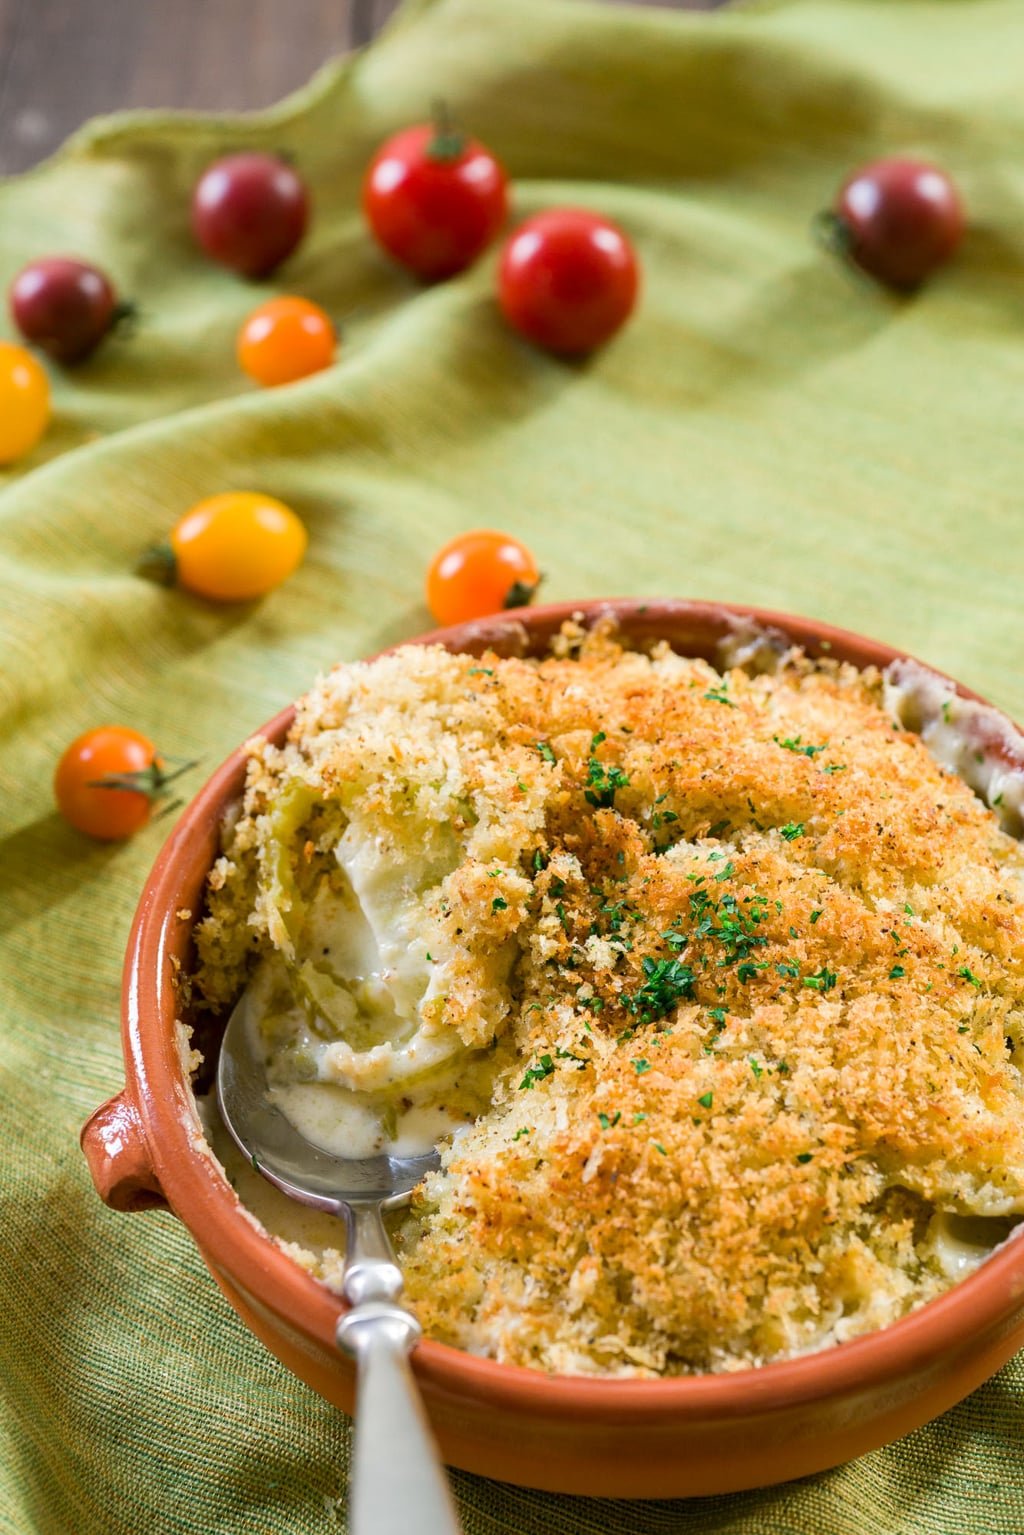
[80,598,1024,1499]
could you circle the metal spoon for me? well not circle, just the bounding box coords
[216,999,463,1535]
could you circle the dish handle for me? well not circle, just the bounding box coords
[80,1090,169,1212]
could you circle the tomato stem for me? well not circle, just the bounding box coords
[87,756,199,801]
[504,576,542,610]
[812,209,852,259]
[111,299,139,338]
[137,541,178,587]
[428,98,465,161]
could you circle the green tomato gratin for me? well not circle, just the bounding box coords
[192,621,1024,1376]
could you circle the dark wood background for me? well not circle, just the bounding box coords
[0,0,717,175]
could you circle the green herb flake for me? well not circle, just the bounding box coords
[810,908,823,924]
[889,964,905,980]
[534,741,557,765]
[513,1126,531,1141]
[713,860,735,883]
[491,896,508,913]
[708,1007,727,1025]
[803,966,837,993]
[467,667,494,677]
[598,1110,622,1131]
[776,961,800,979]
[519,1054,555,1090]
[633,1111,647,1124]
[796,1152,813,1165]
[774,735,827,758]
[957,1025,970,1035]
[780,822,805,841]
[633,1057,652,1075]
[823,764,847,774]
[749,1057,764,1079]
[652,1141,668,1156]
[958,965,983,990]
[697,1091,713,1110]
[703,687,736,708]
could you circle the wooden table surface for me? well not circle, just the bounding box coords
[0,0,716,175]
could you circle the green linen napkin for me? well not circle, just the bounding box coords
[3,0,1024,1529]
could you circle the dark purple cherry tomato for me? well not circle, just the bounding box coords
[827,158,964,290]
[9,257,119,364]
[191,153,309,279]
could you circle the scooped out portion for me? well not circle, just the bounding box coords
[194,621,1024,1376]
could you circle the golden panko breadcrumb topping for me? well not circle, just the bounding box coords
[194,623,1024,1376]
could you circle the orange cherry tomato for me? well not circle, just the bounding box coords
[168,491,307,601]
[236,296,336,387]
[55,726,162,840]
[426,530,541,627]
[0,340,50,463]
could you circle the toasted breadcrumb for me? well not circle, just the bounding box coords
[194,624,1024,1375]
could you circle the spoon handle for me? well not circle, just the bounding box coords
[336,1203,462,1535]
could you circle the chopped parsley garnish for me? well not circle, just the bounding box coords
[697,1091,713,1109]
[633,1057,652,1075]
[467,667,494,677]
[626,956,695,1022]
[533,849,548,873]
[776,961,800,979]
[513,1126,531,1141]
[585,751,631,809]
[823,764,847,774]
[652,1141,668,1156]
[519,1055,555,1090]
[598,1110,622,1130]
[774,735,827,757]
[888,964,905,980]
[796,1152,813,1164]
[803,966,837,993]
[957,1025,970,1034]
[958,965,982,989]
[904,903,915,916]
[810,908,823,924]
[780,822,805,841]
[633,1112,647,1124]
[713,860,735,882]
[737,961,769,983]
[708,1007,727,1025]
[749,1058,764,1079]
[703,687,736,708]
[534,740,557,765]
[491,896,508,913]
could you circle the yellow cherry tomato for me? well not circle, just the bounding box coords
[169,492,307,601]
[0,341,50,463]
[236,296,336,387]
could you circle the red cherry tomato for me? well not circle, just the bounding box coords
[54,726,162,840]
[498,209,640,355]
[828,158,964,289]
[192,153,310,279]
[237,296,336,386]
[363,119,507,281]
[9,257,120,364]
[426,530,540,627]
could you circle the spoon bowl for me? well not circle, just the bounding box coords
[216,996,461,1535]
